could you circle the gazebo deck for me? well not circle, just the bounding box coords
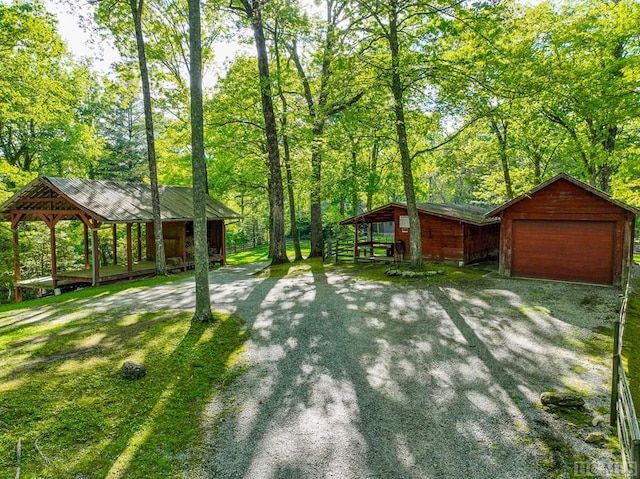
[17,261,160,290]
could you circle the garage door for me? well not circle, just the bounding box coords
[512,220,615,284]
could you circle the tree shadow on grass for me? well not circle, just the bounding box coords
[0,307,249,478]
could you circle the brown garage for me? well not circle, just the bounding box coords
[486,173,636,286]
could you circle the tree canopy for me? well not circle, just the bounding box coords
[1,0,639,298]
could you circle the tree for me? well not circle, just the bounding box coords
[272,14,303,261]
[93,0,168,274]
[282,0,363,258]
[188,0,214,321]
[0,2,103,179]
[128,0,168,274]
[231,0,288,264]
[357,0,429,267]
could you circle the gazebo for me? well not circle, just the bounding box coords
[1,177,240,301]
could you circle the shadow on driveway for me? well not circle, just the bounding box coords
[200,263,618,478]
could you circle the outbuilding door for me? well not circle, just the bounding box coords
[512,219,615,285]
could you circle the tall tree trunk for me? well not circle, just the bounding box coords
[283,136,302,261]
[273,23,302,261]
[350,142,359,218]
[366,140,379,211]
[389,0,422,268]
[490,118,514,200]
[188,0,213,322]
[309,124,324,257]
[129,0,166,275]
[240,0,288,264]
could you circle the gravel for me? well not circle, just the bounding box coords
[8,262,620,478]
[193,265,621,479]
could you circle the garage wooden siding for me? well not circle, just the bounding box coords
[504,180,624,216]
[512,220,615,284]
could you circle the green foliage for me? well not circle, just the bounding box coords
[0,1,103,179]
[622,278,640,419]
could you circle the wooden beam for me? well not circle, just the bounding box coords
[50,224,58,288]
[83,223,90,268]
[221,221,227,266]
[15,197,63,203]
[137,223,142,262]
[12,228,21,302]
[92,228,100,286]
[10,212,24,230]
[76,212,92,228]
[182,222,187,271]
[112,224,118,265]
[12,209,86,216]
[126,223,133,274]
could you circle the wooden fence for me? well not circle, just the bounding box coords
[323,238,354,263]
[611,270,640,479]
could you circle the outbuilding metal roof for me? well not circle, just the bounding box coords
[1,176,240,224]
[340,201,498,226]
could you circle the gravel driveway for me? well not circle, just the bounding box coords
[176,262,620,479]
[11,261,617,477]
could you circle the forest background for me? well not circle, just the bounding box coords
[1,0,639,301]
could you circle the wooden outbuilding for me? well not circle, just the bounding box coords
[340,202,500,264]
[1,176,240,300]
[486,173,636,286]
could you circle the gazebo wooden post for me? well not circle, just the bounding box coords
[83,223,90,268]
[50,221,58,289]
[137,223,142,262]
[91,223,101,286]
[126,223,133,277]
[221,221,227,266]
[112,224,118,265]
[182,222,187,271]
[368,221,374,256]
[11,214,22,302]
[353,224,359,263]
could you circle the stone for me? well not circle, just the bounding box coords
[585,432,605,444]
[540,391,585,408]
[121,361,146,380]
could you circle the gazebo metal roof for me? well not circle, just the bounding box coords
[1,176,240,224]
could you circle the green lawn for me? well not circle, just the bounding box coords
[226,239,311,265]
[623,273,640,419]
[0,278,247,478]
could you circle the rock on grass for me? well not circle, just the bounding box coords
[540,391,585,408]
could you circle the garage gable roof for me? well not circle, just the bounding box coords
[485,173,639,218]
[340,202,498,226]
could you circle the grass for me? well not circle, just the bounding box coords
[0,281,248,478]
[325,260,486,285]
[226,240,311,265]
[622,273,640,419]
